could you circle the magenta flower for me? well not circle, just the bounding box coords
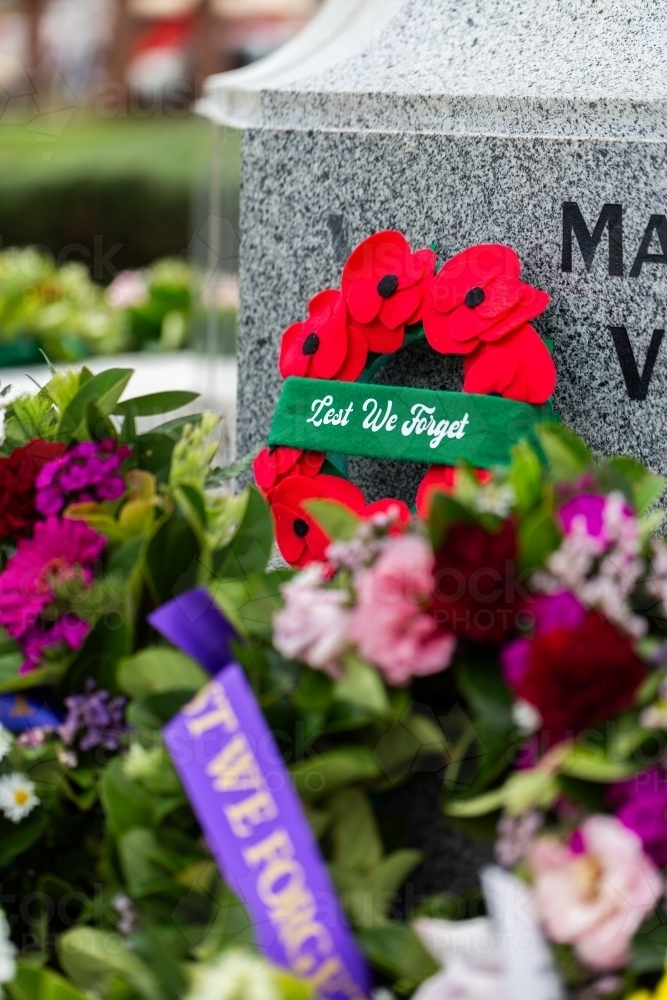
[35,440,131,516]
[609,769,667,870]
[20,617,90,674]
[559,492,634,547]
[348,535,455,686]
[0,517,106,667]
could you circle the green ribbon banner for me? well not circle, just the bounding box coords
[268,378,559,468]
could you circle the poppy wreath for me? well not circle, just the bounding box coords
[254,231,557,568]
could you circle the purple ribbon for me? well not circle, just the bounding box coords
[0,693,61,733]
[149,588,238,674]
[152,592,370,1000]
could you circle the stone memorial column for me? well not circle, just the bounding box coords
[199,0,667,893]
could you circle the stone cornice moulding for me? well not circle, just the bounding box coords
[198,0,667,141]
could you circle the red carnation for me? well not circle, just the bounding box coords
[253,447,325,500]
[416,466,493,518]
[270,474,366,568]
[431,519,524,643]
[279,289,368,382]
[508,611,646,744]
[342,231,436,354]
[423,244,550,356]
[463,324,557,405]
[0,439,67,540]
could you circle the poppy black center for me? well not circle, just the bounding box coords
[465,286,485,308]
[302,333,320,356]
[377,274,399,298]
[293,518,310,538]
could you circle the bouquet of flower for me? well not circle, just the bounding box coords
[257,425,667,1000]
[0,363,315,1000]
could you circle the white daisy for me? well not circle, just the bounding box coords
[0,910,15,984]
[186,951,278,1000]
[0,773,39,824]
[0,728,12,764]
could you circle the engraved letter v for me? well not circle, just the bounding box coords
[609,326,664,401]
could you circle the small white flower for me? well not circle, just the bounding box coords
[0,909,16,984]
[474,483,516,518]
[57,748,78,769]
[186,951,277,1000]
[0,728,12,764]
[512,699,542,735]
[0,773,39,823]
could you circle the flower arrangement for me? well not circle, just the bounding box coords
[3,353,667,999]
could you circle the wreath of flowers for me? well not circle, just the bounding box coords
[253,231,557,568]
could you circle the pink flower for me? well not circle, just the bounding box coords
[349,535,455,686]
[20,617,90,674]
[273,566,351,679]
[528,815,662,971]
[0,517,106,641]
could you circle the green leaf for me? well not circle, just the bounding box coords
[59,369,133,440]
[118,647,207,699]
[58,928,160,1000]
[135,431,179,483]
[0,812,46,866]
[335,656,392,718]
[211,571,292,639]
[13,965,89,1000]
[357,924,438,992]
[518,502,561,572]
[368,850,423,911]
[607,456,666,514]
[303,499,360,542]
[445,787,505,818]
[328,789,383,874]
[372,711,447,784]
[631,914,667,974]
[536,424,591,480]
[508,441,543,514]
[99,758,153,837]
[144,503,200,605]
[115,391,199,417]
[560,741,639,782]
[118,828,173,897]
[207,447,261,486]
[213,487,273,580]
[290,747,382,803]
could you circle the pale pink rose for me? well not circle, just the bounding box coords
[528,815,663,971]
[348,535,455,686]
[273,566,350,679]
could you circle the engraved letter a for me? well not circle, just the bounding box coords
[562,203,623,276]
[610,327,664,401]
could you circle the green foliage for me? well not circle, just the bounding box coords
[357,925,439,995]
[304,500,361,542]
[117,648,208,700]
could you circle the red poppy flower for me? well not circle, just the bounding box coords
[423,244,550,355]
[279,289,368,382]
[270,474,366,568]
[363,498,411,533]
[463,324,557,404]
[0,439,67,540]
[342,232,436,354]
[253,447,324,498]
[416,466,493,518]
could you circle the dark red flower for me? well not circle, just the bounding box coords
[363,498,411,533]
[279,289,368,382]
[416,466,493,518]
[0,439,67,541]
[431,519,523,643]
[342,231,436,354]
[270,474,366,568]
[253,447,325,499]
[505,610,646,745]
[423,244,550,355]
[463,324,557,404]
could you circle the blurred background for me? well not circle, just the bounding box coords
[0,0,322,450]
